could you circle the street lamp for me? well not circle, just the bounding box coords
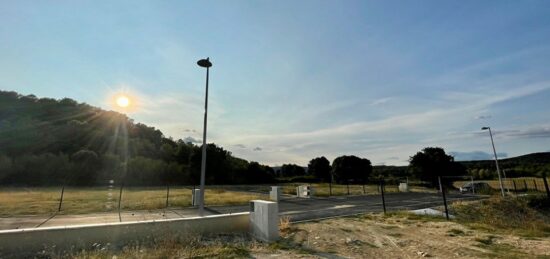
[197,57,212,216]
[481,126,505,197]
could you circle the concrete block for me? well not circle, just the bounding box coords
[249,200,279,242]
[269,186,281,201]
[296,185,314,198]
[192,189,201,206]
[399,183,409,192]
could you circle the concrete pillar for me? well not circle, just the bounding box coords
[192,189,201,207]
[296,185,314,198]
[269,186,281,201]
[399,183,409,192]
[249,200,279,242]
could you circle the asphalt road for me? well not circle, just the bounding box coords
[209,192,482,221]
[0,192,482,230]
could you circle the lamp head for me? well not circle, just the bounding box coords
[197,58,212,68]
[481,127,490,130]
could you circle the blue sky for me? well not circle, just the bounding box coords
[2,1,550,166]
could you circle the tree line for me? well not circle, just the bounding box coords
[2,90,547,187]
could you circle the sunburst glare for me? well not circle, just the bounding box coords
[116,96,130,108]
[108,89,139,113]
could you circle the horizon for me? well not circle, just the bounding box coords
[2,1,550,166]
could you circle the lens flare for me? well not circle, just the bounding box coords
[116,96,130,107]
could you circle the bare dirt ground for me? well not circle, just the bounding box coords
[250,213,550,259]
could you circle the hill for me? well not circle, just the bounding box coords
[371,152,550,180]
[459,152,550,178]
[0,90,275,186]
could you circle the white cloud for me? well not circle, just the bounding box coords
[183,136,201,144]
[370,97,392,106]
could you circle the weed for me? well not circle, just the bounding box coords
[279,216,292,234]
[474,235,495,245]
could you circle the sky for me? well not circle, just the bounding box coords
[1,1,550,166]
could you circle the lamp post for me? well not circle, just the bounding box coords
[481,126,505,197]
[197,58,212,216]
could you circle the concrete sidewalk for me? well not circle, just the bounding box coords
[0,208,215,230]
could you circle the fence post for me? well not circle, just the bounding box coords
[118,183,124,222]
[470,176,475,194]
[523,180,528,192]
[542,172,550,199]
[380,179,386,214]
[347,180,350,195]
[513,180,517,194]
[57,185,65,212]
[165,184,170,208]
[438,177,450,220]
[533,179,538,192]
[329,178,332,197]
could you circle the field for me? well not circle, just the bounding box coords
[454,177,550,193]
[280,183,436,196]
[0,183,437,217]
[0,186,266,217]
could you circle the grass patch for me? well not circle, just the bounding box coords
[0,186,266,216]
[474,235,495,245]
[448,228,466,236]
[386,211,448,222]
[474,240,532,259]
[451,195,550,237]
[269,239,317,255]
[30,234,256,259]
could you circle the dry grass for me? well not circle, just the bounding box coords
[279,216,292,235]
[39,234,260,259]
[454,177,550,192]
[0,187,266,217]
[451,196,550,237]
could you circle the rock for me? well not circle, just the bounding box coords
[416,251,430,257]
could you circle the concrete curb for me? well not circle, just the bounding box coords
[0,212,250,256]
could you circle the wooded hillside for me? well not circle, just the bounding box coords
[0,90,275,186]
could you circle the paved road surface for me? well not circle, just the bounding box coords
[0,192,482,230]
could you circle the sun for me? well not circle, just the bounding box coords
[116,96,130,108]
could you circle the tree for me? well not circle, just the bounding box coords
[409,147,466,187]
[331,155,372,184]
[245,161,275,184]
[308,157,332,182]
[280,164,306,178]
[190,144,231,184]
[70,150,101,185]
